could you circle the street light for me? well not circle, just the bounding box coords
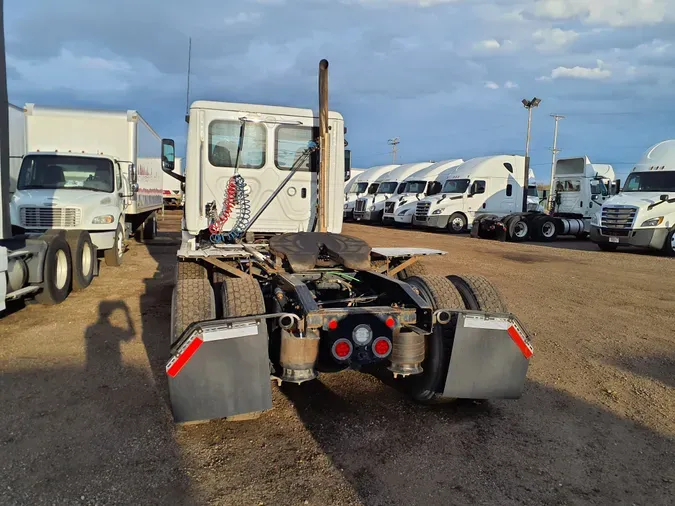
[521,97,541,212]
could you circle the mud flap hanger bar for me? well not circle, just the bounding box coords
[170,312,300,356]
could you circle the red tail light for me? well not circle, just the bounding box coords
[372,337,392,358]
[332,338,352,361]
[385,316,396,329]
[328,319,339,331]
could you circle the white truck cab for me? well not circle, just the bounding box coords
[591,140,675,255]
[551,156,615,220]
[385,159,464,225]
[413,155,526,233]
[353,162,433,223]
[344,164,399,221]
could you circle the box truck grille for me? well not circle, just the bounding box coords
[20,206,82,228]
[355,200,367,213]
[416,202,430,218]
[601,206,637,229]
[385,202,396,214]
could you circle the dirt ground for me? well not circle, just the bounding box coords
[0,211,673,506]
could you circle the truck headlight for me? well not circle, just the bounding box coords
[641,217,664,227]
[397,209,409,216]
[432,209,443,215]
[92,215,115,224]
[591,214,600,226]
[344,203,348,209]
[369,206,376,211]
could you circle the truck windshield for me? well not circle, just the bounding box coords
[441,178,470,194]
[404,181,427,193]
[351,182,368,194]
[17,155,115,193]
[590,179,609,196]
[377,182,398,194]
[555,179,581,192]
[623,171,675,192]
[528,186,539,197]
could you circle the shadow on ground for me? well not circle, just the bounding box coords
[0,299,193,505]
[282,373,675,506]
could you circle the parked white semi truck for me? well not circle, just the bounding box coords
[344,164,399,221]
[10,104,164,268]
[159,60,533,424]
[412,155,527,233]
[163,157,184,208]
[591,140,675,255]
[472,156,617,242]
[382,159,463,225]
[353,162,433,223]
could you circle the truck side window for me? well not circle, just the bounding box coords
[506,184,513,197]
[472,180,486,195]
[275,125,319,172]
[115,162,122,190]
[208,120,266,169]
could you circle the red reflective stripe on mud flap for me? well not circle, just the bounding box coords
[166,336,204,377]
[507,325,533,359]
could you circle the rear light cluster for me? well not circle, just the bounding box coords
[328,317,395,362]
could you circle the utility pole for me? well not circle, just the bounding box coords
[548,114,565,211]
[521,97,541,212]
[387,137,400,164]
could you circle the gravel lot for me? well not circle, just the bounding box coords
[1,212,673,506]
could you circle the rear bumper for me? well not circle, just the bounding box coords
[590,226,668,249]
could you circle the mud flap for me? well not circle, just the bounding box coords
[167,317,273,423]
[442,313,532,399]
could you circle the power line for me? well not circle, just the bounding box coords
[387,137,400,163]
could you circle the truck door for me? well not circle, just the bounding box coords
[204,113,317,234]
[468,180,487,214]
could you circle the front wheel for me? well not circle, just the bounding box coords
[663,228,675,256]
[447,212,467,234]
[35,235,72,305]
[67,231,95,291]
[104,222,125,267]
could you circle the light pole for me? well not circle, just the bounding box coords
[521,97,541,212]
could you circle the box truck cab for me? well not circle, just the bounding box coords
[353,162,433,223]
[9,104,164,267]
[385,159,464,225]
[413,155,526,233]
[344,164,399,221]
[591,140,675,255]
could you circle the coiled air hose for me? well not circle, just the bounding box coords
[209,173,251,243]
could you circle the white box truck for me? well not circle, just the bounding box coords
[163,157,183,208]
[353,162,433,223]
[10,104,164,268]
[591,140,675,255]
[344,164,399,221]
[383,159,464,225]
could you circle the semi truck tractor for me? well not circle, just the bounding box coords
[344,164,398,221]
[353,162,433,223]
[10,104,164,267]
[472,156,617,242]
[591,140,675,255]
[160,60,533,424]
[382,158,463,225]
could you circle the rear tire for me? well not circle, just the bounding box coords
[597,242,618,252]
[36,235,72,305]
[447,275,508,312]
[171,261,215,345]
[508,216,529,242]
[447,212,467,234]
[104,222,124,267]
[221,276,265,317]
[67,231,95,291]
[402,275,465,404]
[533,216,558,242]
[143,214,157,241]
[396,260,429,280]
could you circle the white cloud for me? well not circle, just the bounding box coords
[475,39,501,50]
[504,81,519,89]
[533,27,579,52]
[224,12,261,25]
[484,81,499,89]
[346,0,461,6]
[542,60,612,80]
[533,0,673,27]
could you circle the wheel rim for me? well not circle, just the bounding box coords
[82,242,92,276]
[541,221,555,238]
[514,221,528,238]
[671,233,675,250]
[116,228,123,258]
[55,250,68,290]
[451,217,464,231]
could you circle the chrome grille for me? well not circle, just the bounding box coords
[416,202,430,218]
[20,206,82,228]
[384,202,395,214]
[601,206,637,229]
[355,200,367,213]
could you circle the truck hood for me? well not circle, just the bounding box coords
[12,188,117,208]
[599,192,675,228]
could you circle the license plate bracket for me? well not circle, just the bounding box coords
[609,237,619,243]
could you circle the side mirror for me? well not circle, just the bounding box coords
[162,138,175,172]
[129,163,138,193]
[131,183,139,193]
[660,194,670,201]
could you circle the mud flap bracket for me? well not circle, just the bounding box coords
[442,312,532,399]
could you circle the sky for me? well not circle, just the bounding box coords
[5,0,675,183]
